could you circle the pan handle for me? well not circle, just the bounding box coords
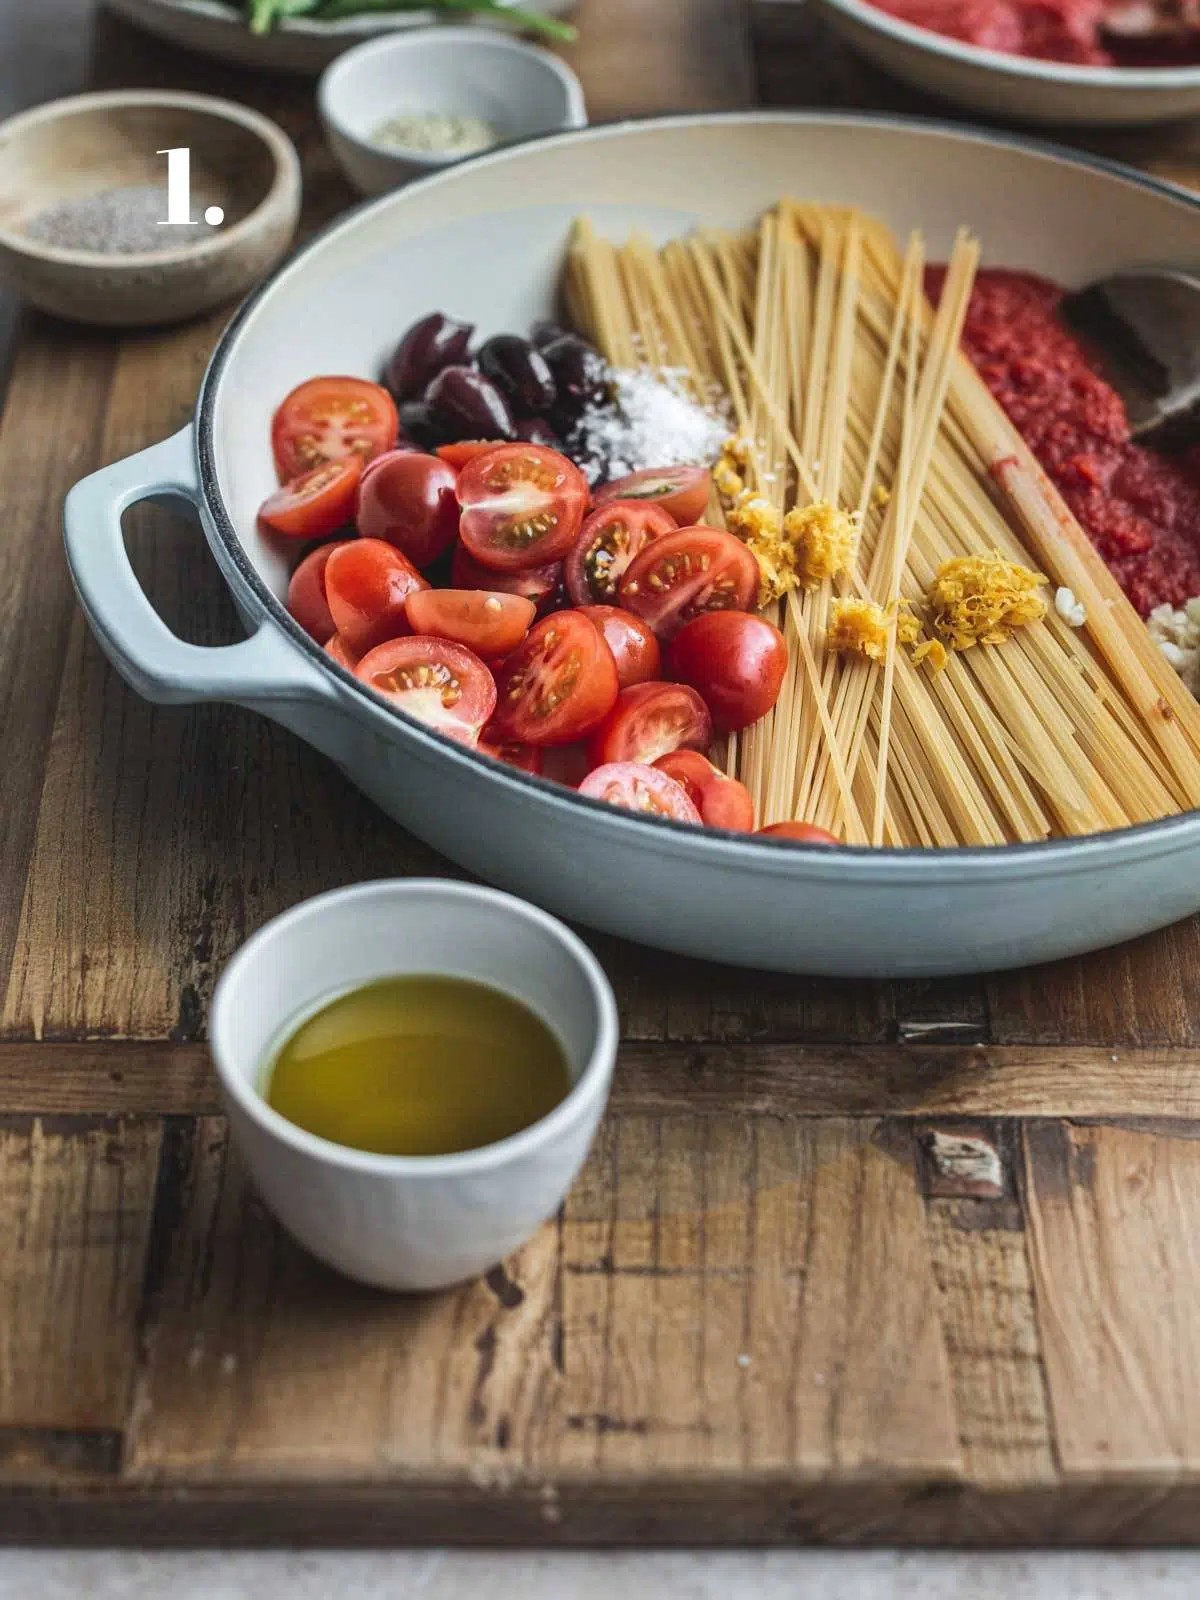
[63,427,335,708]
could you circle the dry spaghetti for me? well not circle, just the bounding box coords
[564,203,1200,847]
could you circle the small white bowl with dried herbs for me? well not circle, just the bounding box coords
[318,27,587,194]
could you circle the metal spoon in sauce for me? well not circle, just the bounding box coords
[1062,266,1200,451]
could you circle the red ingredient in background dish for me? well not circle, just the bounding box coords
[930,266,1200,617]
[869,0,1200,66]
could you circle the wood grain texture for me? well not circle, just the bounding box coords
[129,1118,564,1481]
[0,331,118,1007]
[0,1117,159,1434]
[562,0,754,120]
[925,1195,1055,1485]
[0,1041,1198,1118]
[1025,1121,1200,1473]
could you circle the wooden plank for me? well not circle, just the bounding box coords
[558,1112,959,1480]
[0,0,96,395]
[789,1120,961,1476]
[922,1151,1056,1486]
[130,1107,959,1486]
[0,1116,159,1432]
[0,332,118,1004]
[5,1041,1200,1117]
[563,0,755,121]
[14,1475,1200,1546]
[1025,1121,1200,1472]
[987,921,1200,1046]
[613,1042,1200,1120]
[128,1119,564,1481]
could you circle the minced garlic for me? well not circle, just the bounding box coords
[1054,586,1087,628]
[926,553,1047,650]
[1147,597,1200,697]
[827,598,892,664]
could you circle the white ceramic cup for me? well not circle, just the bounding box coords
[209,879,617,1292]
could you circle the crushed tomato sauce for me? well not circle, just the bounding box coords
[928,266,1200,618]
[870,0,1200,66]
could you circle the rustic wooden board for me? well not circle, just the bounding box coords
[2,0,1200,1545]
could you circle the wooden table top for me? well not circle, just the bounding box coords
[3,0,1200,1546]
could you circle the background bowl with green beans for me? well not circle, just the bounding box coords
[105,0,576,74]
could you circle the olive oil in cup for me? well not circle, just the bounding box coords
[265,975,572,1158]
[209,880,617,1292]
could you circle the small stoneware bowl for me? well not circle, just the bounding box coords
[209,879,618,1292]
[318,28,587,195]
[0,90,301,327]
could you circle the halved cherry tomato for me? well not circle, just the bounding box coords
[564,501,676,606]
[588,681,713,769]
[479,726,544,776]
[271,376,398,482]
[541,742,594,788]
[436,440,506,472]
[405,588,535,657]
[259,457,362,541]
[654,750,754,832]
[451,542,561,605]
[354,636,496,745]
[324,538,428,656]
[286,539,354,645]
[618,527,759,642]
[577,605,661,689]
[355,450,459,568]
[324,633,360,671]
[594,465,712,527]
[457,444,588,572]
[578,762,702,823]
[756,822,840,845]
[666,611,788,733]
[491,612,619,746]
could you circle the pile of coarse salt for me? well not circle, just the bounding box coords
[570,365,730,484]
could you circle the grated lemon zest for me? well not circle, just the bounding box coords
[828,598,892,664]
[926,552,1047,650]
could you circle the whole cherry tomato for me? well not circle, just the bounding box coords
[666,611,788,732]
[356,450,460,568]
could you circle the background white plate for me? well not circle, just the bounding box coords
[106,0,575,75]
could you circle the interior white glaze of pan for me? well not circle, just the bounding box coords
[68,114,1200,976]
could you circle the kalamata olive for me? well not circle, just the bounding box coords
[425,364,516,442]
[541,334,607,421]
[531,319,568,350]
[515,417,564,450]
[477,334,556,416]
[385,312,473,402]
[397,400,452,450]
